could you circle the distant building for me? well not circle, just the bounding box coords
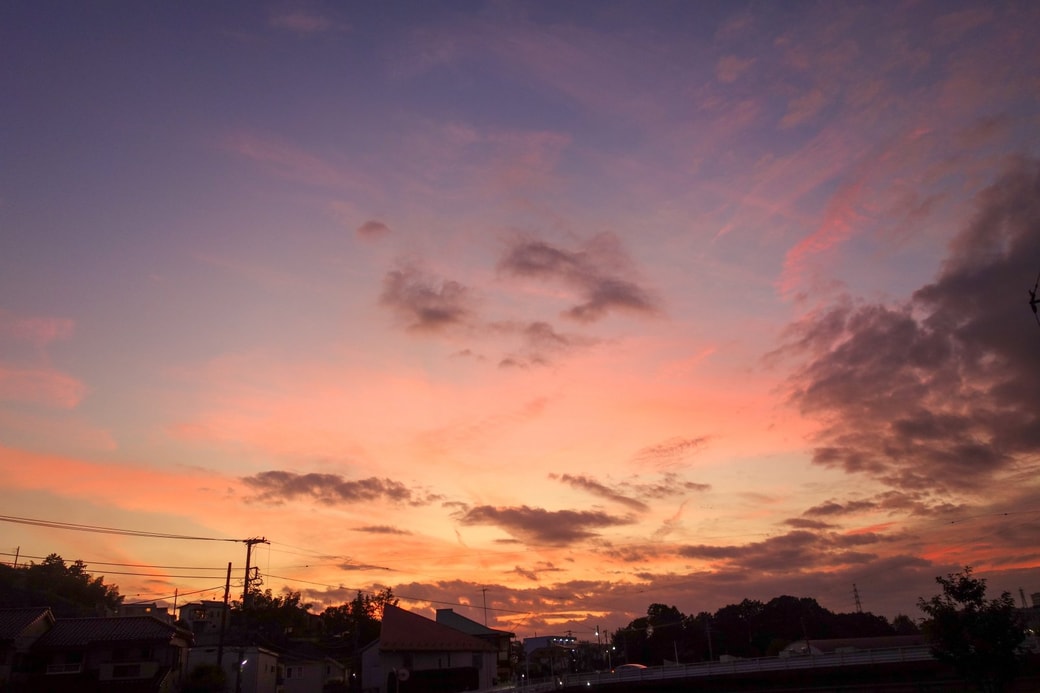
[178,600,229,644]
[119,602,172,622]
[523,635,577,678]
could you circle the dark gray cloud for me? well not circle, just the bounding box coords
[633,436,711,468]
[455,504,634,546]
[778,159,1040,494]
[353,525,412,535]
[380,265,475,332]
[550,473,649,512]
[678,529,884,572]
[357,219,392,238]
[632,473,711,499]
[243,470,432,506]
[493,320,597,368]
[549,472,709,513]
[497,232,659,322]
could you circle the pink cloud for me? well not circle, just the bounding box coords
[269,10,347,34]
[715,55,756,83]
[222,131,374,193]
[779,88,828,129]
[0,310,74,347]
[0,366,86,409]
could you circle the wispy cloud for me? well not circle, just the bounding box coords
[0,367,86,409]
[0,310,74,348]
[269,9,348,35]
[497,233,659,323]
[550,474,649,512]
[379,264,476,333]
[357,219,392,239]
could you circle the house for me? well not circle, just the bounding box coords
[178,600,229,645]
[281,650,348,693]
[119,602,172,622]
[24,614,193,692]
[0,607,54,689]
[361,604,497,693]
[435,608,514,684]
[186,644,280,693]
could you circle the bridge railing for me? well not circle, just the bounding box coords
[560,646,934,687]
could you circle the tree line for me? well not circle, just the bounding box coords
[609,595,919,665]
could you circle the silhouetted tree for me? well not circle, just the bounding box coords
[233,588,315,644]
[917,566,1026,692]
[891,613,920,635]
[0,553,122,615]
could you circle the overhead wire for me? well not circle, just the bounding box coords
[0,514,239,542]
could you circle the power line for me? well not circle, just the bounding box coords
[0,514,238,542]
[0,551,228,572]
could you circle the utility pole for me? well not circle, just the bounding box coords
[217,562,232,670]
[241,537,268,606]
[482,586,488,626]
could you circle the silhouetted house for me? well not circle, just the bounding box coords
[0,607,54,689]
[118,602,172,623]
[25,614,193,692]
[522,635,577,678]
[281,650,348,693]
[361,604,497,693]
[177,600,228,645]
[435,608,514,683]
[186,644,280,693]
[780,634,926,657]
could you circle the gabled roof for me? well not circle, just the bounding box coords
[0,607,53,642]
[32,616,190,649]
[379,604,495,653]
[435,608,514,639]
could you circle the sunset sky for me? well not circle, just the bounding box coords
[2,1,1040,640]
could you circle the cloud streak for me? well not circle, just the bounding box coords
[243,471,435,507]
[498,233,659,323]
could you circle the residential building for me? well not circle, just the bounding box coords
[435,608,515,684]
[361,604,497,693]
[178,600,229,645]
[0,607,54,689]
[23,614,192,692]
[186,644,280,693]
[281,650,347,693]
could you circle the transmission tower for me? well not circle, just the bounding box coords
[852,583,863,613]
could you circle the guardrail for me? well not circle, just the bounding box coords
[563,646,935,687]
[470,647,936,692]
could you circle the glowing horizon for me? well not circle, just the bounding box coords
[2,1,1040,639]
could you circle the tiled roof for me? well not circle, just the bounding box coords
[32,616,186,649]
[0,607,52,641]
[379,604,496,653]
